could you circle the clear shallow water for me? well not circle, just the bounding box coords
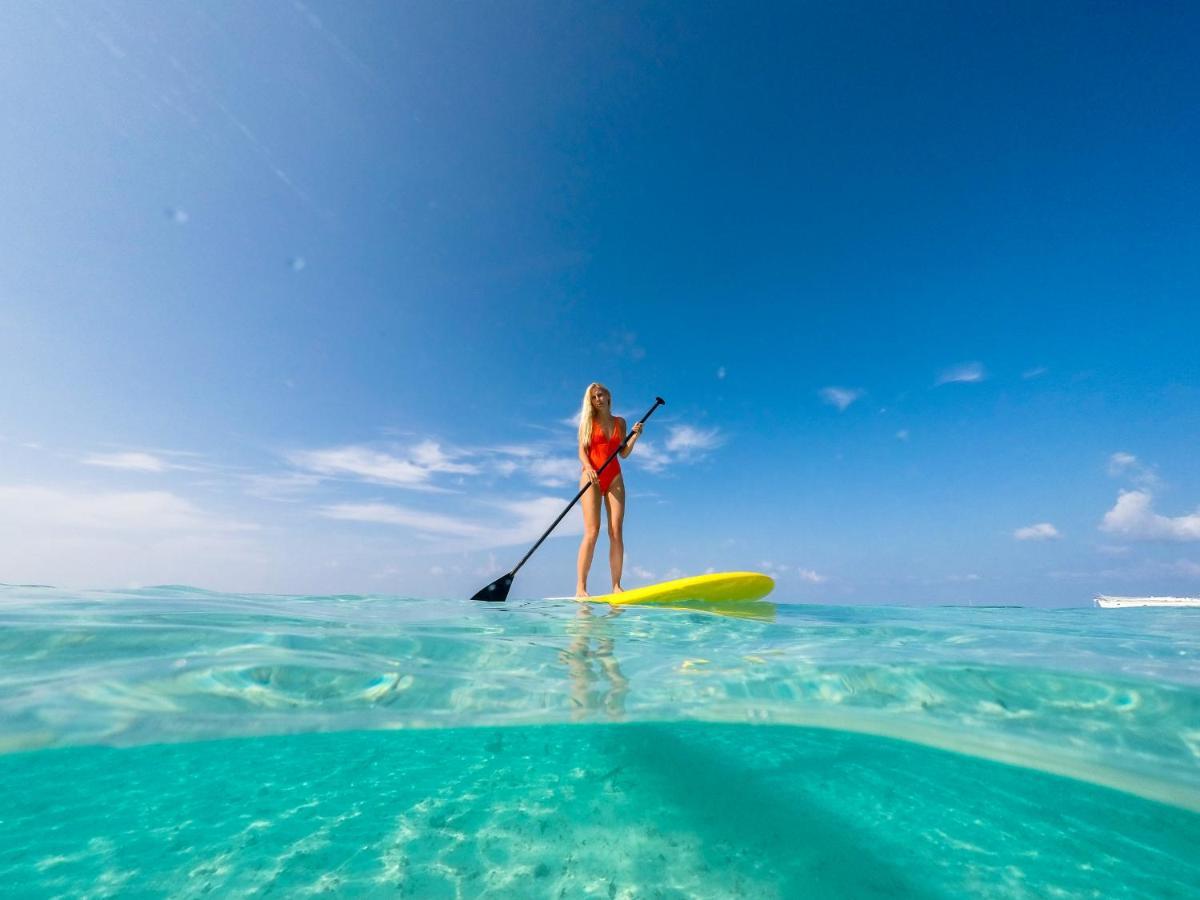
[1,585,1198,897]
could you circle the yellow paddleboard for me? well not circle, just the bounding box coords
[567,572,774,606]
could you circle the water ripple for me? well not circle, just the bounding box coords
[1,584,1198,810]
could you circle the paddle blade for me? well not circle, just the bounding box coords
[471,572,513,602]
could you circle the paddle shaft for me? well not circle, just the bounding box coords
[508,397,665,579]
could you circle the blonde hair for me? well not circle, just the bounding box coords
[577,382,610,450]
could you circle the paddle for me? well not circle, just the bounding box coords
[471,396,666,602]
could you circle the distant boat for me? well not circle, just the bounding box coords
[1094,595,1200,608]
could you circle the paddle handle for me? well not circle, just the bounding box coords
[509,397,665,578]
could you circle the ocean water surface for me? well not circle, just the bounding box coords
[1,584,1198,897]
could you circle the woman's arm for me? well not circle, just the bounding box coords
[580,442,599,486]
[619,417,642,458]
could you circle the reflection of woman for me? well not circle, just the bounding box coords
[576,383,643,597]
[560,604,629,719]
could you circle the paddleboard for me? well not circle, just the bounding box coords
[550,571,774,606]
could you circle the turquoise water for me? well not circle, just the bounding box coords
[1,585,1198,897]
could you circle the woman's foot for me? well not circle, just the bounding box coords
[611,583,624,593]
[575,585,589,598]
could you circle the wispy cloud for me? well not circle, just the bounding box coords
[819,387,864,411]
[318,494,583,551]
[636,425,725,473]
[320,502,488,538]
[1022,366,1048,379]
[494,496,585,543]
[483,444,581,487]
[665,425,723,455]
[289,441,478,489]
[630,441,672,473]
[602,331,646,361]
[0,483,267,589]
[243,471,325,501]
[936,362,985,385]
[82,451,173,472]
[0,484,256,533]
[1014,522,1060,541]
[1100,490,1200,542]
[410,441,478,475]
[526,456,580,488]
[759,561,828,582]
[291,446,428,486]
[1107,451,1159,488]
[1108,452,1138,474]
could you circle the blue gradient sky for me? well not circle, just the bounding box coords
[1,1,1197,604]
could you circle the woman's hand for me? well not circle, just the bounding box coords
[619,421,643,460]
[584,465,600,487]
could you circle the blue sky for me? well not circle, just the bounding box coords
[1,1,1197,605]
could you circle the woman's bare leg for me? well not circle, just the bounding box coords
[604,475,626,592]
[576,474,602,596]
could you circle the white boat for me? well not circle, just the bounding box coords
[1094,595,1200,608]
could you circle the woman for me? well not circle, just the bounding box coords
[576,382,643,597]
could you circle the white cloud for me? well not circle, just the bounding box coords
[1014,523,1060,541]
[896,429,910,441]
[493,444,537,459]
[319,494,583,551]
[602,332,646,361]
[0,484,261,589]
[82,451,171,473]
[795,568,828,583]
[1107,451,1158,488]
[289,442,477,489]
[1100,490,1200,542]
[243,471,325,501]
[936,362,985,385]
[819,387,864,411]
[526,456,580,488]
[291,446,427,485]
[664,425,723,455]
[483,444,585,486]
[409,441,479,475]
[0,485,254,533]
[716,366,726,380]
[1023,366,1048,379]
[320,502,488,538]
[1108,452,1138,474]
[494,496,585,543]
[630,440,672,473]
[760,560,827,582]
[633,425,725,474]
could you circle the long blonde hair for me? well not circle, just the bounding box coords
[577,382,610,450]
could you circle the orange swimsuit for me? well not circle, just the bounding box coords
[587,419,623,494]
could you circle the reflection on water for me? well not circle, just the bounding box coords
[1,584,1199,812]
[561,603,629,719]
